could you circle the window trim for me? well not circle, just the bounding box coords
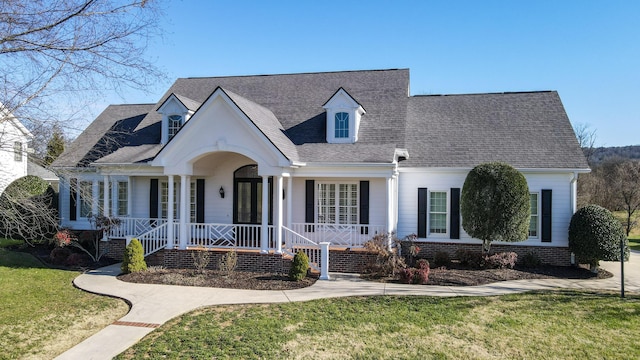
[428,190,449,236]
[316,181,359,225]
[167,114,183,139]
[529,192,540,238]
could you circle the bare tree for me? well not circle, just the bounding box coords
[573,123,598,165]
[0,0,165,137]
[0,0,165,244]
[613,160,640,236]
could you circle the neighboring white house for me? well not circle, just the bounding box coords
[0,105,33,196]
[51,69,590,272]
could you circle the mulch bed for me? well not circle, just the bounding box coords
[118,268,318,291]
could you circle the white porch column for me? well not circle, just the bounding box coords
[179,175,190,249]
[286,176,293,228]
[260,175,269,254]
[275,175,283,254]
[166,175,175,249]
[103,175,110,217]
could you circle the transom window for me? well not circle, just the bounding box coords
[529,193,539,237]
[317,182,358,224]
[168,115,183,139]
[334,112,349,138]
[429,191,447,234]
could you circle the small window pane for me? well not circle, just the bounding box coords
[168,115,183,139]
[335,112,349,138]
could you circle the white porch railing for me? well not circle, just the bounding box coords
[283,226,330,279]
[291,223,384,247]
[187,223,273,249]
[109,217,167,238]
[127,222,169,257]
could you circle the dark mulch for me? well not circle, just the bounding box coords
[118,268,318,291]
[425,264,612,286]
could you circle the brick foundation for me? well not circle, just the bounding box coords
[100,238,126,261]
[329,249,377,273]
[156,249,292,274]
[400,241,572,266]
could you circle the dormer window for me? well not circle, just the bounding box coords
[335,112,349,138]
[168,115,183,139]
[323,88,365,144]
[157,93,201,144]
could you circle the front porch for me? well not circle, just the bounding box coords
[107,218,386,278]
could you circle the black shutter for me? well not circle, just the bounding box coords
[418,188,428,238]
[450,188,460,239]
[69,178,77,221]
[541,189,552,242]
[150,179,159,219]
[196,179,205,223]
[360,181,370,234]
[305,180,315,232]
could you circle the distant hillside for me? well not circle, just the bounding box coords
[589,145,640,165]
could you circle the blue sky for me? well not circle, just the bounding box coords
[104,0,639,147]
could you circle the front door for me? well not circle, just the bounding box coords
[233,165,272,225]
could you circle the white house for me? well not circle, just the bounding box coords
[51,69,589,274]
[0,105,33,196]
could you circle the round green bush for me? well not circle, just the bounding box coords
[289,251,309,281]
[569,204,629,269]
[121,238,147,274]
[461,162,530,252]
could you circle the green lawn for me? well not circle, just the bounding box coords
[0,247,128,359]
[0,238,23,248]
[118,291,640,360]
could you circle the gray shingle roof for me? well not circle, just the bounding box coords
[52,69,588,170]
[51,103,156,167]
[402,91,589,169]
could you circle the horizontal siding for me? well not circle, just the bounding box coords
[398,170,574,247]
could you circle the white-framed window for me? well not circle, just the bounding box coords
[79,181,93,218]
[190,180,196,223]
[429,191,447,234]
[117,181,128,216]
[529,193,539,238]
[98,181,105,215]
[13,141,22,161]
[160,181,179,219]
[334,112,349,138]
[168,114,183,139]
[317,182,358,224]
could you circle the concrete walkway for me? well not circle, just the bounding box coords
[55,251,640,360]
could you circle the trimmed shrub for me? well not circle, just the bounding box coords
[289,251,309,281]
[461,162,530,253]
[519,252,542,268]
[121,238,147,274]
[433,251,451,268]
[569,204,629,270]
[399,259,430,284]
[484,252,518,269]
